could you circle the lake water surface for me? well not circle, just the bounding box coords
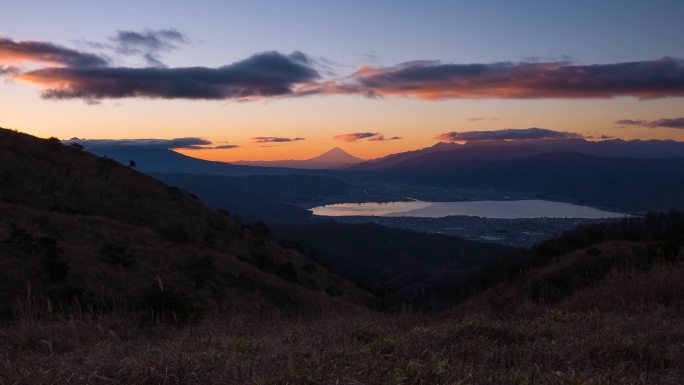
[310,200,627,219]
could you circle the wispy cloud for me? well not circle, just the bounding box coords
[0,37,108,67]
[616,117,684,129]
[111,29,187,67]
[0,65,20,76]
[334,132,401,142]
[68,137,238,150]
[368,135,402,141]
[334,132,379,142]
[251,136,305,143]
[436,128,583,142]
[204,144,239,150]
[468,117,498,122]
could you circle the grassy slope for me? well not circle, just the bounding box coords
[0,128,373,319]
[1,289,681,384]
[2,214,683,383]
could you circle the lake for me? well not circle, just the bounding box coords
[309,199,628,219]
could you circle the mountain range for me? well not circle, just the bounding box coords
[70,142,298,176]
[71,135,684,216]
[352,137,684,171]
[76,136,684,178]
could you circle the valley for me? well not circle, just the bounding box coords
[311,215,607,248]
[1,127,683,384]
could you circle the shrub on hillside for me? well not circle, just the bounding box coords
[130,279,198,324]
[100,243,136,267]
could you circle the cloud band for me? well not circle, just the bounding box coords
[436,128,583,142]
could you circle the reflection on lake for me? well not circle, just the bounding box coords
[310,200,628,219]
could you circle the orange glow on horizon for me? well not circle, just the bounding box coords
[3,80,684,164]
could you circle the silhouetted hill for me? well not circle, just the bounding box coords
[72,143,302,175]
[271,222,511,284]
[152,173,352,222]
[235,147,364,169]
[0,128,373,319]
[414,211,684,310]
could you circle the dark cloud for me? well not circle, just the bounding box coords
[68,137,237,150]
[251,136,305,143]
[334,132,401,142]
[654,118,684,129]
[303,57,684,99]
[7,33,684,103]
[436,128,583,142]
[18,51,319,101]
[616,117,684,129]
[111,29,187,67]
[0,37,108,67]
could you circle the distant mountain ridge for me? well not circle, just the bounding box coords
[235,147,364,169]
[73,144,304,176]
[354,137,684,171]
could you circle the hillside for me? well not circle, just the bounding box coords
[425,211,684,310]
[151,172,351,222]
[271,222,511,283]
[0,128,373,319]
[2,212,682,384]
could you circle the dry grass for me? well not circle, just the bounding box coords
[5,243,682,384]
[1,304,682,385]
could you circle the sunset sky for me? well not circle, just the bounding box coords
[2,0,684,161]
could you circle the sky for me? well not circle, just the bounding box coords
[1,0,684,161]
